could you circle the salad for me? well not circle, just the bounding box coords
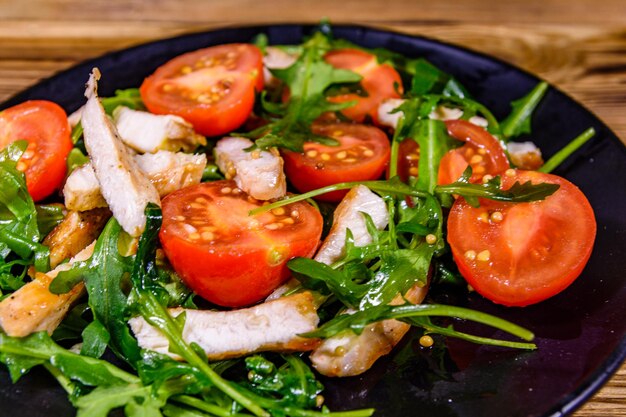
[0,23,597,417]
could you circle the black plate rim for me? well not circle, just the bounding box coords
[1,23,625,417]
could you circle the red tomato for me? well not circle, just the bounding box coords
[282,123,391,202]
[0,100,72,201]
[447,170,596,307]
[159,180,323,307]
[438,120,510,185]
[324,49,403,123]
[395,138,420,182]
[140,44,264,137]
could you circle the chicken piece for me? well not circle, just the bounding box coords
[377,99,488,129]
[0,242,94,337]
[129,292,320,360]
[112,106,206,154]
[214,136,286,200]
[43,208,111,268]
[263,46,298,87]
[310,283,428,377]
[81,68,160,237]
[314,185,389,265]
[507,141,544,170]
[64,151,206,212]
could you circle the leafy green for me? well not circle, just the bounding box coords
[539,127,595,173]
[301,303,536,350]
[0,141,50,272]
[435,167,560,207]
[67,147,90,174]
[35,204,65,236]
[244,32,361,152]
[50,218,139,364]
[500,82,548,139]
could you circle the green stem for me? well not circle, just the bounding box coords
[539,127,595,173]
[173,395,251,417]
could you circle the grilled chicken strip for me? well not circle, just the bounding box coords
[64,151,206,212]
[306,185,428,377]
[309,284,428,377]
[81,68,160,237]
[0,242,94,337]
[43,208,111,268]
[263,46,298,87]
[314,185,389,265]
[112,106,206,154]
[215,136,286,200]
[129,292,320,360]
[377,98,488,129]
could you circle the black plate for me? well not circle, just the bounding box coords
[1,24,625,417]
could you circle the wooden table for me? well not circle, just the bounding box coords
[0,1,624,415]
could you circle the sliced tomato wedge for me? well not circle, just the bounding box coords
[159,180,323,307]
[140,43,264,137]
[447,170,596,307]
[282,123,391,202]
[438,120,510,185]
[0,100,72,201]
[324,49,403,123]
[395,138,420,182]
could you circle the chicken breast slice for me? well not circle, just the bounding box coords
[64,151,206,212]
[81,68,160,237]
[113,106,206,154]
[129,292,320,360]
[314,185,389,265]
[263,46,298,87]
[215,136,286,200]
[309,284,428,377]
[0,242,94,337]
[43,208,111,268]
[377,99,488,129]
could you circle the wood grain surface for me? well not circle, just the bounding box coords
[0,1,624,416]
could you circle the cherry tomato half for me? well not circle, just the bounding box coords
[140,43,264,137]
[282,123,391,202]
[438,120,510,185]
[0,100,72,201]
[159,180,323,307]
[447,170,596,307]
[325,49,403,123]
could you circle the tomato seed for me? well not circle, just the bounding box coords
[406,153,419,161]
[265,223,280,230]
[201,231,215,241]
[505,168,516,177]
[181,66,192,74]
[464,250,477,261]
[470,154,483,164]
[482,174,494,183]
[189,232,200,240]
[220,187,232,194]
[282,217,295,225]
[425,234,437,245]
[419,335,434,347]
[363,149,374,157]
[174,215,185,221]
[306,150,318,158]
[478,212,489,223]
[321,153,331,161]
[336,151,347,160]
[271,207,286,216]
[409,167,419,176]
[290,210,299,218]
[478,148,487,155]
[343,158,357,163]
[477,250,491,262]
[490,212,503,223]
[473,166,486,174]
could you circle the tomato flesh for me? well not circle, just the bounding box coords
[447,170,596,306]
[0,100,72,201]
[282,123,391,202]
[324,49,403,123]
[438,120,509,185]
[159,180,323,307]
[140,43,264,137]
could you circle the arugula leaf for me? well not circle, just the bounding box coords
[539,127,595,173]
[245,32,361,152]
[0,141,50,272]
[301,302,536,350]
[411,119,453,193]
[35,204,65,236]
[500,82,548,139]
[67,147,90,174]
[435,167,559,207]
[50,218,139,364]
[245,355,323,409]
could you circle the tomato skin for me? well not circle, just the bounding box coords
[140,44,264,137]
[159,180,323,307]
[324,49,403,123]
[0,100,72,201]
[447,170,596,307]
[438,120,509,185]
[282,123,391,202]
